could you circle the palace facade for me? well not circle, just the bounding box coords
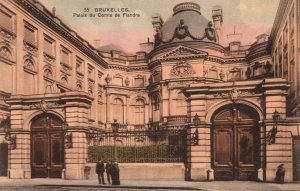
[0,0,299,182]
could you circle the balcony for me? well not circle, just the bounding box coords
[167,115,188,124]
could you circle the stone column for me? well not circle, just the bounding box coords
[106,93,111,123]
[126,96,130,124]
[169,88,173,116]
[16,15,24,94]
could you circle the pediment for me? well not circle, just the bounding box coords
[158,46,208,61]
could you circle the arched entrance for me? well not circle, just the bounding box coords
[31,113,64,178]
[212,104,260,180]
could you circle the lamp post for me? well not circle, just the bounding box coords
[62,121,72,149]
[4,119,16,150]
[191,113,200,146]
[269,110,280,144]
[112,119,119,160]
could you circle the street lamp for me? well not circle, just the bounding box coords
[62,121,72,149]
[112,119,119,160]
[62,122,69,135]
[268,110,280,145]
[191,113,200,146]
[4,121,16,150]
[272,110,280,123]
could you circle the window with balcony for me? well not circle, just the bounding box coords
[112,98,124,124]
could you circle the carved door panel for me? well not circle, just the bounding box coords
[31,133,48,178]
[0,143,8,176]
[214,128,234,180]
[293,137,300,181]
[237,127,257,180]
[49,132,64,178]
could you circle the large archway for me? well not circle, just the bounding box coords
[31,113,64,178]
[211,104,260,180]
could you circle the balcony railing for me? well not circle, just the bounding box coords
[167,115,188,124]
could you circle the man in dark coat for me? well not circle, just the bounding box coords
[96,160,105,184]
[275,164,285,184]
[105,161,112,184]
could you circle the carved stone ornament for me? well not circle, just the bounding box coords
[219,69,225,80]
[170,62,195,78]
[0,28,16,41]
[23,41,38,55]
[125,76,130,87]
[213,89,255,99]
[0,44,12,60]
[174,19,190,39]
[105,74,111,84]
[43,53,55,63]
[88,79,95,95]
[30,99,60,112]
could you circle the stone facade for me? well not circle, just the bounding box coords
[0,0,299,182]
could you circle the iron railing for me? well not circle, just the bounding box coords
[87,129,186,163]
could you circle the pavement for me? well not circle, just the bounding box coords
[0,177,300,191]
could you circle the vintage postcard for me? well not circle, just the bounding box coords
[0,0,300,190]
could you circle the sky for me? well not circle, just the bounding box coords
[39,0,280,53]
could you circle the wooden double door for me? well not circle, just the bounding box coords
[212,106,260,180]
[31,114,64,178]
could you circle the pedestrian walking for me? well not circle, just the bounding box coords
[96,160,105,184]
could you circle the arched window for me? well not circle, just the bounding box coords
[175,92,187,115]
[134,98,145,124]
[112,98,124,124]
[152,95,160,121]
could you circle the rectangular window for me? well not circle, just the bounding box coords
[0,4,15,32]
[44,34,55,56]
[24,22,37,45]
[88,64,95,79]
[76,57,84,74]
[134,78,144,87]
[61,46,71,65]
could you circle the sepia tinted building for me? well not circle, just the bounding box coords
[0,0,299,182]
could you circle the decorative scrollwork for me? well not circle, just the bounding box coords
[170,61,195,78]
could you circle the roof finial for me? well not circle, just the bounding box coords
[234,25,236,34]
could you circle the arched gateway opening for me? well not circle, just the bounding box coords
[31,114,64,178]
[212,104,260,180]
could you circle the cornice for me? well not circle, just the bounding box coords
[148,40,225,59]
[14,0,108,69]
[107,64,150,72]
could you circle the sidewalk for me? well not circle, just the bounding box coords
[0,177,300,191]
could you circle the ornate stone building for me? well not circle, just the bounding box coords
[0,0,299,182]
